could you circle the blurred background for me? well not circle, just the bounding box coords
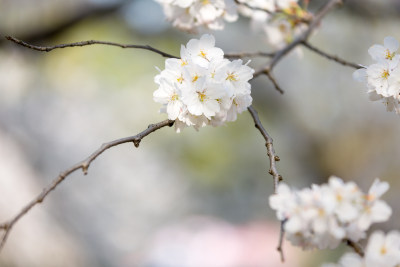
[1,0,400,266]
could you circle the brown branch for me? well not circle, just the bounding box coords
[225,51,275,59]
[0,1,129,46]
[277,220,287,262]
[302,41,361,69]
[264,70,284,94]
[234,0,273,14]
[247,105,284,261]
[5,36,178,58]
[247,106,281,192]
[253,0,343,79]
[0,119,175,253]
[345,239,365,257]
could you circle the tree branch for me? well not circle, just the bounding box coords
[247,105,284,261]
[5,36,178,58]
[0,119,175,253]
[264,70,284,94]
[234,0,312,23]
[302,41,361,69]
[345,239,365,257]
[247,106,281,192]
[253,0,343,79]
[225,51,275,59]
[277,220,287,262]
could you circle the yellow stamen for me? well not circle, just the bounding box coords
[226,72,238,81]
[199,50,207,59]
[171,93,179,101]
[365,194,375,202]
[181,59,188,66]
[336,194,343,202]
[201,0,210,5]
[380,246,387,255]
[318,208,325,217]
[192,75,199,82]
[177,75,184,84]
[382,69,390,79]
[385,49,395,60]
[198,92,207,102]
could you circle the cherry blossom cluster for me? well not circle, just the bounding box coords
[353,37,400,113]
[322,230,400,267]
[269,176,392,250]
[154,0,238,31]
[153,34,254,132]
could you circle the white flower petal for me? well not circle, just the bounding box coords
[384,36,399,52]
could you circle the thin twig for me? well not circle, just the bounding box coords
[253,0,344,79]
[247,105,284,261]
[277,220,287,262]
[225,51,275,59]
[5,36,178,58]
[234,0,312,23]
[302,41,361,69]
[264,70,284,94]
[234,0,273,14]
[0,119,175,252]
[345,239,365,257]
[247,106,281,193]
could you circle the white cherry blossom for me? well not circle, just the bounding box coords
[182,77,226,119]
[153,79,184,120]
[156,0,238,31]
[269,176,392,250]
[323,231,400,267]
[368,36,400,67]
[354,36,400,113]
[153,34,254,132]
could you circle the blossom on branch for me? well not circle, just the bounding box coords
[322,230,400,267]
[269,177,392,250]
[353,36,400,113]
[237,0,310,49]
[154,34,254,132]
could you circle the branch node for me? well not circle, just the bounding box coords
[133,139,141,148]
[278,175,283,182]
[268,170,273,175]
[274,155,280,161]
[82,164,89,175]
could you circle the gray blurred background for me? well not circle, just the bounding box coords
[1,0,400,266]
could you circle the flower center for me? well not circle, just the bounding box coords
[226,72,238,81]
[177,74,184,83]
[380,246,387,255]
[181,59,188,66]
[385,49,395,60]
[192,75,199,82]
[381,69,390,79]
[199,50,207,59]
[201,0,210,5]
[171,93,179,101]
[198,91,207,102]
